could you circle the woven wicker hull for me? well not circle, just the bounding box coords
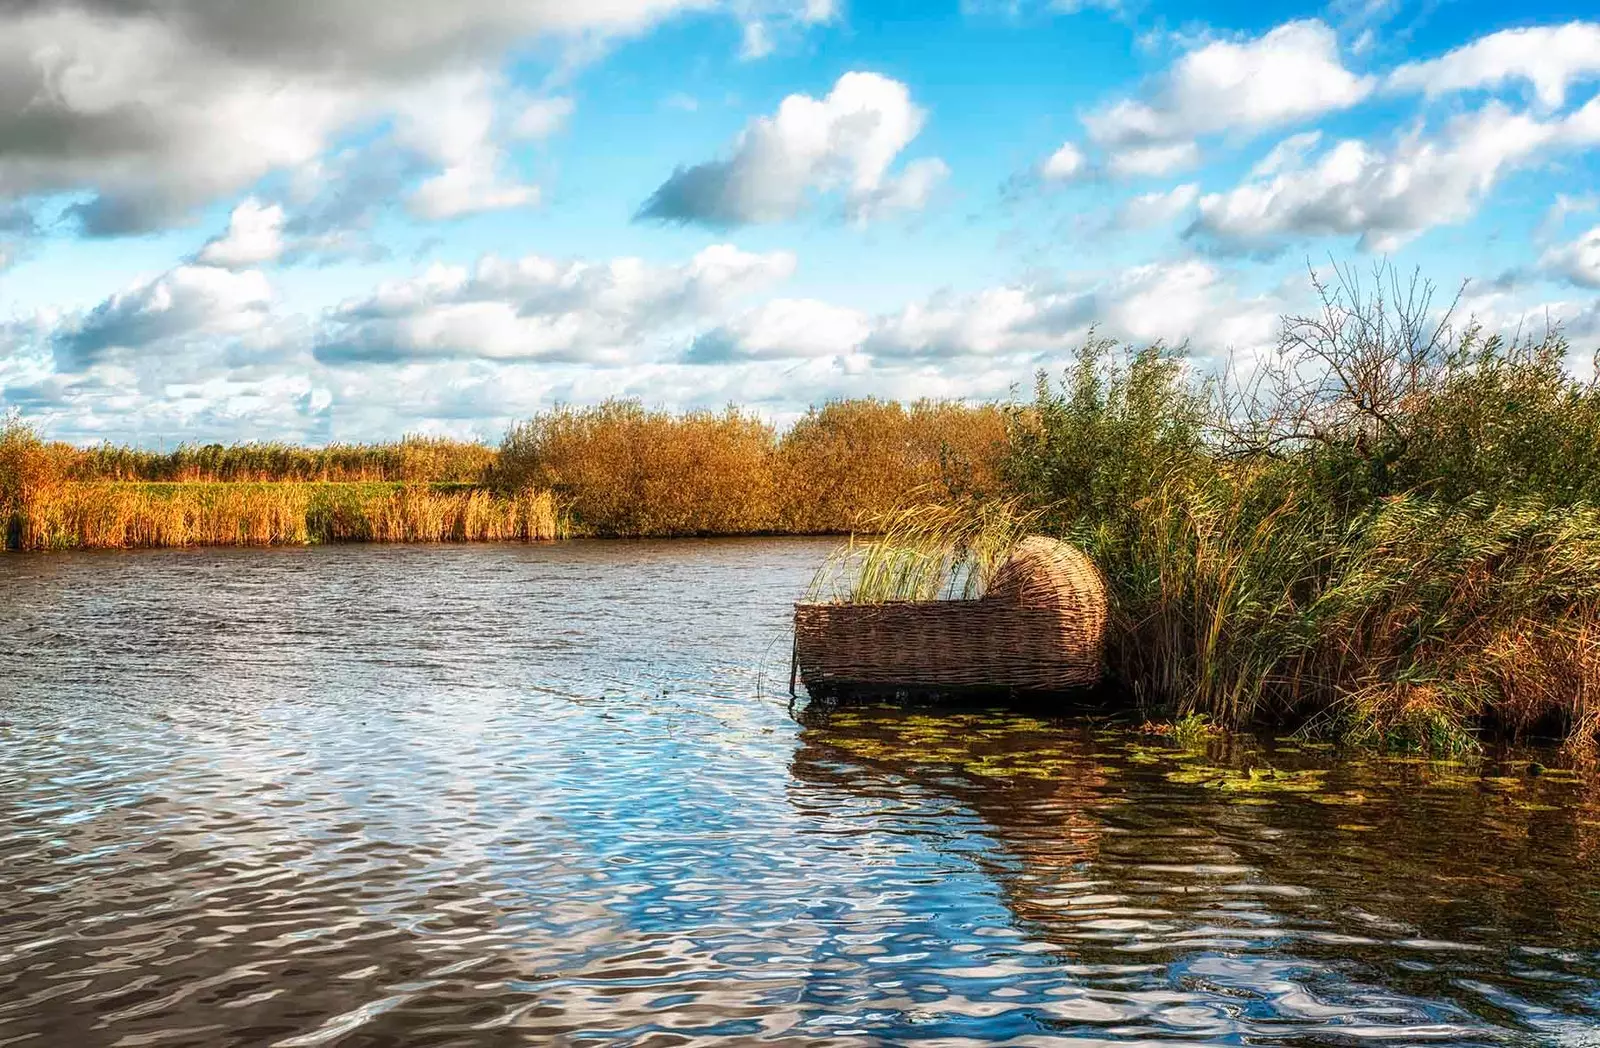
[794,536,1107,695]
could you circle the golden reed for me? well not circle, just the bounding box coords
[3,398,1006,548]
[9,482,564,550]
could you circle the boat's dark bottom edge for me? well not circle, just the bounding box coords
[797,679,1131,715]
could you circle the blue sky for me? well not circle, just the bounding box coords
[1,0,1598,445]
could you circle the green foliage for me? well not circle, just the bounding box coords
[1000,264,1600,755]
[1002,336,1210,533]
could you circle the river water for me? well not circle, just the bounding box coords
[2,539,1598,1047]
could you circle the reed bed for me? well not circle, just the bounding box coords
[67,437,496,483]
[8,481,563,550]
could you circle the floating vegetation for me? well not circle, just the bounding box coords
[1164,765,1328,794]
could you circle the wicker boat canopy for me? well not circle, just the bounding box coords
[793,535,1108,697]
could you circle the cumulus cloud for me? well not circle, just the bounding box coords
[315,244,796,365]
[394,70,542,221]
[680,260,1280,365]
[195,199,286,269]
[52,265,277,371]
[1387,22,1600,108]
[636,72,947,226]
[1193,101,1600,252]
[1114,183,1200,229]
[868,260,1280,360]
[0,1,820,235]
[1106,142,1201,178]
[1542,225,1600,289]
[1039,143,1088,182]
[686,298,871,362]
[1081,20,1372,177]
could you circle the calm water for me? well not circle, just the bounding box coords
[2,540,1599,1047]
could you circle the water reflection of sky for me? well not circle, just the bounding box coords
[2,540,1599,1046]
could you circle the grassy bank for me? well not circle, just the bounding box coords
[998,265,1600,755]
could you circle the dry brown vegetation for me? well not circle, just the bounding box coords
[7,480,563,550]
[65,437,495,483]
[496,398,1007,536]
[3,397,1007,547]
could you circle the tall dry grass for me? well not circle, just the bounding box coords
[66,436,496,483]
[12,481,563,550]
[4,415,565,551]
[5,398,1007,547]
[498,402,777,536]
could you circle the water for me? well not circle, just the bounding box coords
[2,540,1598,1047]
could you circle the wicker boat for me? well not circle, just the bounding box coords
[792,535,1108,698]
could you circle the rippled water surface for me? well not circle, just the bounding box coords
[3,540,1600,1047]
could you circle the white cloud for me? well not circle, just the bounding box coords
[196,199,286,269]
[637,71,947,226]
[847,157,949,222]
[867,286,1052,359]
[1114,183,1199,229]
[53,265,277,370]
[735,0,838,60]
[687,298,871,362]
[315,244,796,364]
[863,260,1280,361]
[511,96,576,140]
[1542,225,1600,289]
[1106,141,1201,178]
[1249,130,1323,177]
[1084,20,1372,177]
[395,71,541,221]
[1387,22,1600,108]
[1040,142,1087,182]
[1193,102,1592,251]
[0,1,822,234]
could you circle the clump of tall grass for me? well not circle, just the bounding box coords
[1002,261,1600,755]
[805,499,1036,604]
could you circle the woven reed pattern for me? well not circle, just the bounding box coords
[794,536,1108,693]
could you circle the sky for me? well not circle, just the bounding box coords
[1,0,1598,446]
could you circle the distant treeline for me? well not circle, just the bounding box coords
[0,398,1007,548]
